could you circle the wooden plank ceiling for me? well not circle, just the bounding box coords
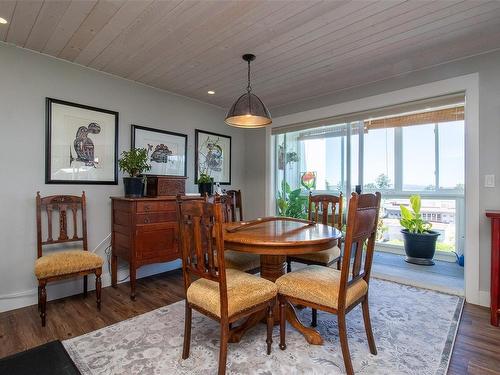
[1,0,500,110]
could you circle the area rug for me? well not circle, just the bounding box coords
[63,279,463,375]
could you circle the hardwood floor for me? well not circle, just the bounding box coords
[1,269,499,374]
[449,303,500,374]
[0,270,185,359]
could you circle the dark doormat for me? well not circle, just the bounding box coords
[0,340,80,375]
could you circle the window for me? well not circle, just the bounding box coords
[438,121,465,190]
[273,103,465,253]
[403,124,435,190]
[363,127,395,190]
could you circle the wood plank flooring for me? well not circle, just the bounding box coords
[1,269,499,374]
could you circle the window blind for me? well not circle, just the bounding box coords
[365,105,464,130]
[271,92,465,135]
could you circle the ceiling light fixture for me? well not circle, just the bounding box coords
[207,90,215,95]
[225,54,271,128]
[0,17,8,24]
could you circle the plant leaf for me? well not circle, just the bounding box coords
[400,205,414,221]
[410,195,421,214]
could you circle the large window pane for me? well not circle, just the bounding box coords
[403,124,435,191]
[439,121,464,190]
[350,122,361,190]
[363,127,394,190]
[299,124,346,192]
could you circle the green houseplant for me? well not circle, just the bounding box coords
[400,195,440,265]
[196,172,213,196]
[277,181,308,219]
[118,148,151,197]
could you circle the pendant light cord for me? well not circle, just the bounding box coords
[247,60,252,93]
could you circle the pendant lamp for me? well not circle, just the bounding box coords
[225,54,272,128]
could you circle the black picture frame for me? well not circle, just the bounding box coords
[45,98,119,185]
[195,129,232,185]
[131,124,188,177]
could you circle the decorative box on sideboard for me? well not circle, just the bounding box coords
[145,175,187,197]
[110,195,203,299]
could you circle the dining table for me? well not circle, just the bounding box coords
[223,216,342,345]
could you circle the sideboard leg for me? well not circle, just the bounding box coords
[130,263,137,301]
[111,253,118,288]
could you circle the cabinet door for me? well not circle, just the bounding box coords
[135,222,179,263]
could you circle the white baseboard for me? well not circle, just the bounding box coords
[0,260,181,313]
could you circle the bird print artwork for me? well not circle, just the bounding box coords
[148,143,173,164]
[205,140,223,172]
[70,122,101,167]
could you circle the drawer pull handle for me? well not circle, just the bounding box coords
[144,217,150,223]
[144,205,151,211]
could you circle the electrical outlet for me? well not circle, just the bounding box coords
[485,174,495,188]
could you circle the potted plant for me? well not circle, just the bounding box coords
[197,173,213,196]
[400,195,440,265]
[118,148,151,197]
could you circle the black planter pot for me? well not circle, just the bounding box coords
[401,229,440,266]
[123,177,144,198]
[198,181,213,196]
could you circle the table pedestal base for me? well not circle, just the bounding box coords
[228,303,323,345]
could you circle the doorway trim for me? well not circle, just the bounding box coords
[267,73,480,305]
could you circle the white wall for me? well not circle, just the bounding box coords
[0,44,247,312]
[270,49,500,301]
[242,128,268,220]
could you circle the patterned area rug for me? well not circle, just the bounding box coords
[64,279,463,375]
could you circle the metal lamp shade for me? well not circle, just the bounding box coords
[225,92,272,128]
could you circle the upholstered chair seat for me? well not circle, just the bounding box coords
[276,265,368,310]
[289,246,341,265]
[187,268,277,318]
[35,250,103,279]
[224,250,260,272]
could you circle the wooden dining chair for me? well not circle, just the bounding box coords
[35,192,103,327]
[176,199,277,375]
[277,192,381,375]
[287,192,343,273]
[206,192,260,273]
[225,189,243,221]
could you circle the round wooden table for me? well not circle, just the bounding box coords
[223,217,342,345]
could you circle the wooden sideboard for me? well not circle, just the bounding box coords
[486,210,500,326]
[111,195,203,299]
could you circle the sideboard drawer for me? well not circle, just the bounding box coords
[136,200,176,213]
[136,212,177,224]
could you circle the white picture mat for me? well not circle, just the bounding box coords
[50,102,116,182]
[133,127,186,176]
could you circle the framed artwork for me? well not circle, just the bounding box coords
[45,98,118,184]
[195,129,231,185]
[131,125,187,176]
